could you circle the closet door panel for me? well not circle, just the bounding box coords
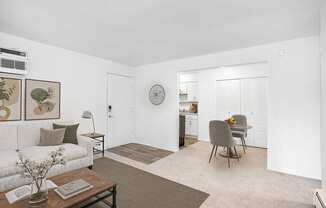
[241,78,267,148]
[216,80,241,120]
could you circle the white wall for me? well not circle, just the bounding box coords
[180,72,198,82]
[1,31,321,180]
[0,32,135,147]
[196,63,268,142]
[320,3,326,187]
[135,36,321,179]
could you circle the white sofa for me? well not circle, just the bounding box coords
[0,123,94,192]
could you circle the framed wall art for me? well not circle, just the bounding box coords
[0,77,22,121]
[25,79,61,120]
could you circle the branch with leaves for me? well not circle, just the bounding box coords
[0,79,10,102]
[17,147,66,193]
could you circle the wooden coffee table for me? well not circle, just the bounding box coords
[0,168,117,208]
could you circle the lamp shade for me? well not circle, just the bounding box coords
[82,111,93,119]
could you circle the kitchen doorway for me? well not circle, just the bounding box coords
[177,62,269,151]
[178,72,199,148]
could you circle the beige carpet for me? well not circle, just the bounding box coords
[103,141,321,208]
[107,143,173,164]
[93,157,209,208]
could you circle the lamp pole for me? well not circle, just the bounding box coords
[91,114,96,135]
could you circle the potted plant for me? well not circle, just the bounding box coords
[17,147,66,206]
[225,116,236,126]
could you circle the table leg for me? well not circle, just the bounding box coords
[102,136,105,157]
[112,185,117,208]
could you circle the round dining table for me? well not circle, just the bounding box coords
[230,124,253,131]
[219,124,253,159]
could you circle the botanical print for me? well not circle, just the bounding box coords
[25,79,60,120]
[0,77,22,121]
[31,87,55,115]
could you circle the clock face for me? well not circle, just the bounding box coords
[149,84,165,105]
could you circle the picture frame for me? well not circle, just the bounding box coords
[25,79,61,121]
[0,77,22,122]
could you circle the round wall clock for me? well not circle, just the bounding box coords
[149,84,165,105]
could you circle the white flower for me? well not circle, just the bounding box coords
[16,147,66,193]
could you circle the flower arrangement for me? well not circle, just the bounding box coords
[225,117,236,125]
[16,147,66,204]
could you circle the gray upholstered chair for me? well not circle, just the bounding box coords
[209,120,239,168]
[232,114,248,153]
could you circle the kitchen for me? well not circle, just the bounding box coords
[178,63,268,150]
[179,72,199,147]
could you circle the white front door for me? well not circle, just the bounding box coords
[107,74,135,148]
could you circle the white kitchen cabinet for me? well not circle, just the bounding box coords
[190,118,198,136]
[185,115,198,137]
[179,81,198,101]
[179,82,188,95]
[187,82,198,101]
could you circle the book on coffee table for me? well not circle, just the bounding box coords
[54,179,93,200]
[5,180,58,204]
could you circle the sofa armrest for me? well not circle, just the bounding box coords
[77,135,94,161]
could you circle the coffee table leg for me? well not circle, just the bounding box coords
[112,185,117,208]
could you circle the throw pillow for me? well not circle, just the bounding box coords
[53,123,79,144]
[39,128,66,146]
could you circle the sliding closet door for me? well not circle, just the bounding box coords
[216,80,241,120]
[241,78,267,148]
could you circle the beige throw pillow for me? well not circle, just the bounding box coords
[39,128,66,146]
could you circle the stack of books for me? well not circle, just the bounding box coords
[54,179,93,200]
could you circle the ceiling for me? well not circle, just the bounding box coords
[0,0,322,66]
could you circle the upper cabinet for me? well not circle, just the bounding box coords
[179,72,198,102]
[179,82,188,95]
[179,81,198,102]
[187,82,198,101]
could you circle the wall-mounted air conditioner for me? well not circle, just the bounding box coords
[0,48,28,75]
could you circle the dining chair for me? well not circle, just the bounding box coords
[232,114,248,153]
[209,120,239,168]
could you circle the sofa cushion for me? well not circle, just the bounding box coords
[39,128,66,146]
[18,122,53,149]
[0,125,18,150]
[20,144,87,162]
[0,150,20,178]
[53,123,79,144]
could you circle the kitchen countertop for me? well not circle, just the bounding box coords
[179,112,198,116]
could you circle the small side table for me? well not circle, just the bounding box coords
[81,133,105,157]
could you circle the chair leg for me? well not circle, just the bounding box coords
[227,147,230,168]
[214,145,218,157]
[241,137,246,153]
[209,145,215,163]
[234,147,239,161]
[243,137,248,149]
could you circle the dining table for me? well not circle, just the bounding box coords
[230,124,253,131]
[219,124,253,159]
